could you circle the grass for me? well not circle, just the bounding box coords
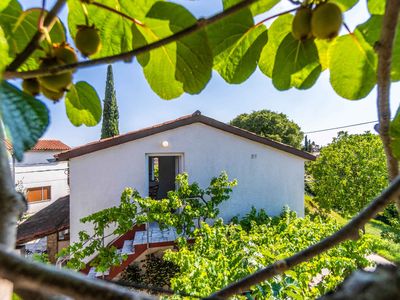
[305,195,400,263]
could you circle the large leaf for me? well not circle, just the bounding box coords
[357,15,400,82]
[0,5,66,71]
[272,34,321,90]
[259,14,293,78]
[367,0,385,15]
[68,0,157,58]
[0,81,49,161]
[132,2,212,99]
[0,0,11,13]
[209,0,268,83]
[65,81,102,127]
[0,27,9,76]
[249,0,280,16]
[328,32,377,100]
[390,105,400,159]
[214,24,268,84]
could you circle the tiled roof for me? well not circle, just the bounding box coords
[30,139,71,151]
[5,139,70,152]
[57,111,316,161]
[17,195,70,244]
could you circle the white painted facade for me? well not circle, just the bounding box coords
[69,123,306,244]
[15,151,69,214]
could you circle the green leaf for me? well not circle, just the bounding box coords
[315,39,330,70]
[65,81,102,127]
[0,26,9,77]
[0,81,49,161]
[367,0,385,15]
[259,14,293,78]
[210,0,268,83]
[0,0,11,12]
[357,15,400,82]
[0,6,66,71]
[68,0,156,59]
[214,25,268,84]
[0,0,22,43]
[249,0,280,16]
[328,32,377,100]
[132,2,212,99]
[330,0,359,11]
[272,34,321,90]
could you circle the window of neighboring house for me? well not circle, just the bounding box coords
[26,186,51,203]
[58,229,70,241]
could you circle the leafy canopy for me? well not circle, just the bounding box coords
[165,209,375,299]
[309,132,388,216]
[230,109,304,148]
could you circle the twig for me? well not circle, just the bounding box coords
[0,244,155,300]
[255,8,297,26]
[376,0,400,208]
[86,1,144,26]
[207,174,400,298]
[4,0,259,79]
[6,0,66,71]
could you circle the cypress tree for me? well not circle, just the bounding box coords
[101,65,119,139]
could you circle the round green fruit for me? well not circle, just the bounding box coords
[22,78,40,96]
[292,7,313,41]
[38,57,73,92]
[53,43,78,65]
[41,86,65,102]
[75,25,102,57]
[311,2,343,40]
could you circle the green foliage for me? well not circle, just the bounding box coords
[58,172,236,272]
[0,81,49,160]
[31,253,50,264]
[65,81,102,127]
[230,109,303,148]
[101,65,119,139]
[309,132,388,216]
[142,254,180,289]
[164,209,374,299]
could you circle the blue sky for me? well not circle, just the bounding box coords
[18,0,400,147]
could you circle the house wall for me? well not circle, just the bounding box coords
[15,161,70,214]
[69,123,306,243]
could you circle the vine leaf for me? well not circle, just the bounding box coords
[259,14,293,78]
[390,105,400,160]
[0,81,49,161]
[272,34,321,91]
[367,0,385,15]
[0,4,66,71]
[357,15,400,82]
[67,0,144,58]
[65,81,102,127]
[132,2,212,99]
[328,32,377,100]
[0,0,10,13]
[0,27,9,77]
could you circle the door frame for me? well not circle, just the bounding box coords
[145,153,184,197]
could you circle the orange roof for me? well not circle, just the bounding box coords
[30,139,70,151]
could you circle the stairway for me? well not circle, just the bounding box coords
[85,224,179,280]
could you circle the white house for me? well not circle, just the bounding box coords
[11,139,71,214]
[57,111,315,249]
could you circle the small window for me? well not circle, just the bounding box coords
[26,186,51,203]
[58,229,70,241]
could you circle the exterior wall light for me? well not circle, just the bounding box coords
[161,141,169,148]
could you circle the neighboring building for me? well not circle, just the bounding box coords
[56,111,315,247]
[10,140,71,214]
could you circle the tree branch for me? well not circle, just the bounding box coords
[6,0,66,71]
[0,244,155,300]
[3,0,258,79]
[377,0,400,196]
[207,174,400,299]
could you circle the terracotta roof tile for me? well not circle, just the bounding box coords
[30,139,70,151]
